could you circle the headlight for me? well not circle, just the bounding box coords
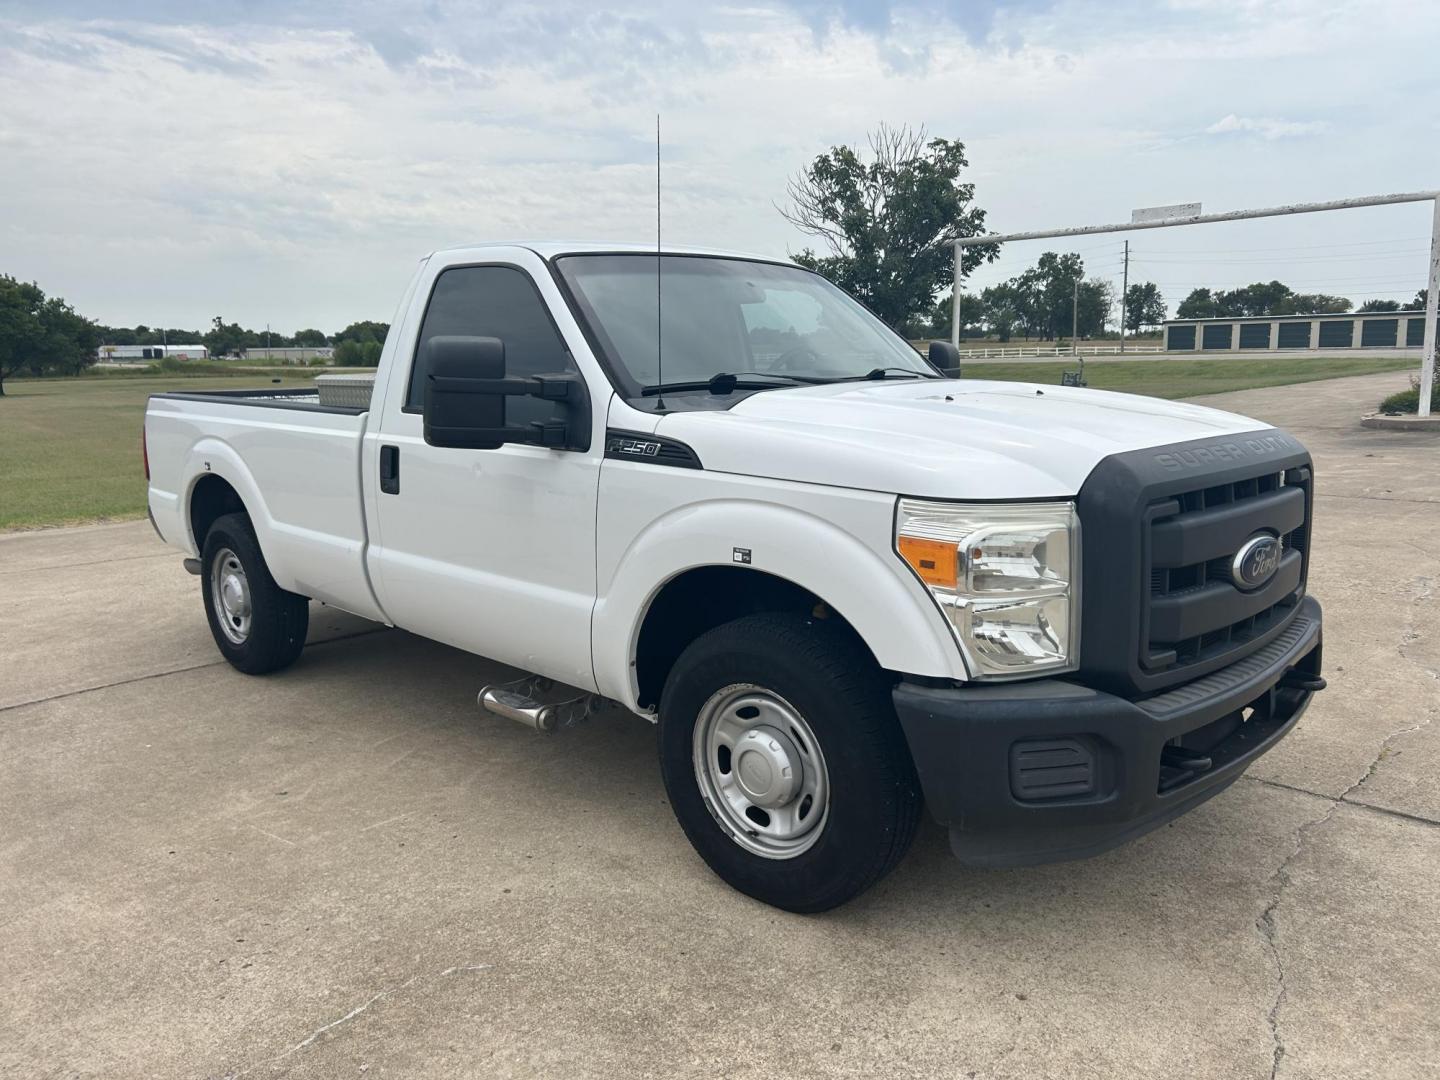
[896,499,1080,679]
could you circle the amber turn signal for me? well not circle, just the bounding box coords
[898,535,958,590]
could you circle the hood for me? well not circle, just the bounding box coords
[654,379,1276,499]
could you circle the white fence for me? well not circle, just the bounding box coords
[957,343,1166,360]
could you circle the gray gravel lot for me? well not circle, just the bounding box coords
[2,371,1437,1079]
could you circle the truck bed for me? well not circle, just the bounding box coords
[145,388,387,623]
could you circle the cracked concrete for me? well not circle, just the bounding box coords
[2,370,1438,1078]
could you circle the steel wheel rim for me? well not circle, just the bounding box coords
[692,683,830,860]
[210,547,252,645]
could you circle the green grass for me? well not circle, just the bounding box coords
[0,374,327,530]
[0,355,1418,530]
[961,355,1415,399]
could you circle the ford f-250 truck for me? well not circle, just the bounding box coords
[144,242,1325,912]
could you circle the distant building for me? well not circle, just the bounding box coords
[241,346,334,365]
[1163,310,1433,352]
[98,344,208,362]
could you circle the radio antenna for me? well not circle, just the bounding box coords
[653,113,666,412]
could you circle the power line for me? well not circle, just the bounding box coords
[1130,249,1429,266]
[1138,235,1429,255]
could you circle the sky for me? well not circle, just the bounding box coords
[1,0,1438,334]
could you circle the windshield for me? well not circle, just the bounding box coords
[554,254,934,396]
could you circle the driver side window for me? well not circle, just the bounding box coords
[405,265,575,427]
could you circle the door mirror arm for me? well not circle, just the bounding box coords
[422,336,590,451]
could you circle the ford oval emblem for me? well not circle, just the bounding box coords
[1232,533,1282,591]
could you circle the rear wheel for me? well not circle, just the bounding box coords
[658,612,922,912]
[200,512,308,675]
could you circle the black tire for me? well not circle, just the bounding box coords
[658,612,922,913]
[200,512,309,675]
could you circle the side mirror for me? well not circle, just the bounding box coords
[422,335,588,451]
[928,340,962,379]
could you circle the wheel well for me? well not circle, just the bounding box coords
[189,474,247,549]
[633,566,876,709]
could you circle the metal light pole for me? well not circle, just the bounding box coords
[1420,197,1439,417]
[951,254,962,349]
[953,190,1440,415]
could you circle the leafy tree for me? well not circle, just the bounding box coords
[1031,251,1085,339]
[1176,288,1219,320]
[1124,282,1166,331]
[334,320,389,346]
[0,277,45,395]
[360,340,383,366]
[781,123,998,331]
[1074,278,1113,338]
[978,282,1025,342]
[293,328,328,347]
[1279,293,1350,314]
[0,276,98,394]
[204,316,248,359]
[917,291,981,339]
[1410,288,1427,310]
[1223,280,1292,317]
[1357,299,1401,313]
[36,296,100,376]
[1176,283,1350,319]
[334,340,367,367]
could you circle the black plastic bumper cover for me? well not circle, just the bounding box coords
[894,596,1322,867]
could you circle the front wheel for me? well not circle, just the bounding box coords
[200,512,309,675]
[658,613,922,912]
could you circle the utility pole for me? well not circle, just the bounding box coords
[1071,277,1079,355]
[1119,240,1130,354]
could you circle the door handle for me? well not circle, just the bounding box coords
[379,445,400,494]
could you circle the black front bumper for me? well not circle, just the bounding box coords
[894,596,1323,867]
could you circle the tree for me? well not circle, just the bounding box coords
[979,282,1025,342]
[333,340,367,367]
[0,276,45,395]
[1357,299,1401,313]
[293,328,328,347]
[1281,293,1350,314]
[0,276,98,394]
[780,123,997,331]
[334,320,389,346]
[918,291,981,339]
[1176,288,1218,320]
[1030,251,1085,339]
[204,316,247,359]
[36,296,100,376]
[1075,278,1113,338]
[1410,289,1427,310]
[1124,282,1166,331]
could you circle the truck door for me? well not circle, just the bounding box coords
[367,254,602,692]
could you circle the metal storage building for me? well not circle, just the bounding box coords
[1163,310,1433,352]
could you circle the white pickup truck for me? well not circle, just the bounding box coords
[145,242,1325,911]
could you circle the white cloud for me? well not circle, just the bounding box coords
[1205,113,1330,140]
[0,0,1436,330]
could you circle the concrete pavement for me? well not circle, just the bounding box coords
[1,370,1436,1078]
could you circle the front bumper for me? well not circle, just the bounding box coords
[894,595,1323,867]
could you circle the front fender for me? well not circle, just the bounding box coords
[592,499,968,710]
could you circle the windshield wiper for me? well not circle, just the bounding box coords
[640,371,820,397]
[851,366,940,381]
